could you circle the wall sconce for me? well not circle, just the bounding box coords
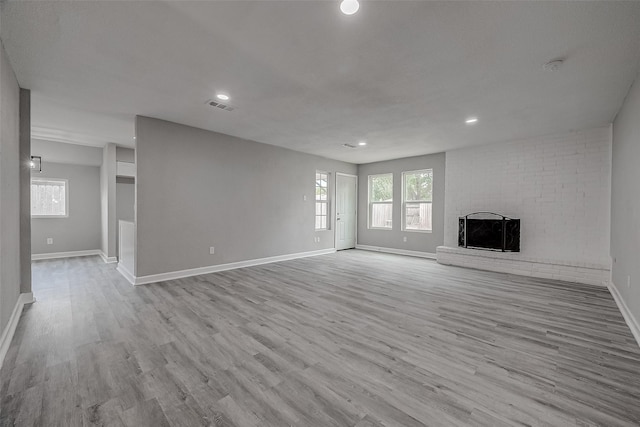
[30,156,42,172]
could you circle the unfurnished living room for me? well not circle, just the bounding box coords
[1,1,640,426]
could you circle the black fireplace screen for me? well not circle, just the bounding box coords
[458,212,520,252]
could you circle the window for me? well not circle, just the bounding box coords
[315,171,329,230]
[402,169,432,231]
[368,173,393,229]
[31,178,68,217]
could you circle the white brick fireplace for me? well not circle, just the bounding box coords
[437,127,612,286]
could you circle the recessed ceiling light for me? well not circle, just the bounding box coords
[340,0,359,15]
[216,93,230,101]
[465,117,478,124]
[358,141,367,146]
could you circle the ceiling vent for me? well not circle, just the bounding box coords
[206,99,235,112]
[342,143,357,149]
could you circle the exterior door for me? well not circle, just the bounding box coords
[335,174,357,250]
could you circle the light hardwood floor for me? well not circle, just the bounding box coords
[1,250,640,426]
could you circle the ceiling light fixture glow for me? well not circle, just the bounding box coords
[216,93,230,101]
[358,141,367,146]
[340,0,360,15]
[465,117,478,124]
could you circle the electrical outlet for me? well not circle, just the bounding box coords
[47,238,53,245]
[303,195,307,201]
[403,236,407,242]
[209,246,215,255]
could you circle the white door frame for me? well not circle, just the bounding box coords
[334,173,358,250]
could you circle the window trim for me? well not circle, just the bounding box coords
[315,171,329,231]
[368,173,393,230]
[402,169,433,233]
[31,178,69,219]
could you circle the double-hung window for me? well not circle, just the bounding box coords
[31,178,68,218]
[315,171,329,230]
[402,169,432,231]
[368,173,393,229]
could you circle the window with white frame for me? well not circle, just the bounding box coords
[315,171,329,230]
[368,173,393,229]
[31,178,68,217]
[402,169,432,231]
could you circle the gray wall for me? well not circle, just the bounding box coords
[31,139,102,167]
[31,162,101,254]
[19,88,30,293]
[116,146,135,163]
[116,177,134,257]
[0,38,21,336]
[357,153,445,254]
[116,178,135,222]
[100,143,116,258]
[135,116,356,277]
[611,72,640,323]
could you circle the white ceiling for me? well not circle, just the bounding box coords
[2,1,640,164]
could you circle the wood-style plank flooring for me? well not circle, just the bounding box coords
[2,250,640,426]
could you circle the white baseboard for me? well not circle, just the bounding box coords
[0,292,35,370]
[32,249,101,261]
[116,262,136,286]
[130,248,337,286]
[100,252,118,264]
[355,244,436,260]
[608,281,640,349]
